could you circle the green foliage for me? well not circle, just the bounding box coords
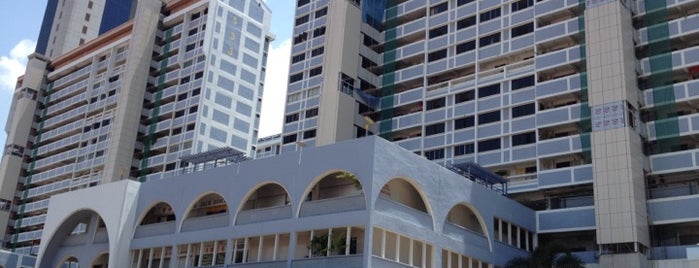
[308,232,347,257]
[504,240,585,268]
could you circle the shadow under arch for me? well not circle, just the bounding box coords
[90,252,109,268]
[444,203,493,251]
[132,201,177,239]
[179,191,229,232]
[234,181,291,225]
[296,169,366,218]
[41,209,108,268]
[374,177,435,230]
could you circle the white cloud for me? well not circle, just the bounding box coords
[0,39,36,92]
[259,38,291,137]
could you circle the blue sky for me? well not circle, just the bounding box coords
[0,0,293,145]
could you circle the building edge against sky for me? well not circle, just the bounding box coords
[279,0,699,266]
[0,0,271,255]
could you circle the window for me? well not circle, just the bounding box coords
[315,7,327,18]
[430,2,448,15]
[454,116,475,129]
[305,108,318,118]
[479,33,501,47]
[295,15,309,26]
[455,90,475,103]
[88,1,93,9]
[457,0,474,6]
[289,72,303,83]
[454,143,474,156]
[293,32,308,44]
[429,25,448,38]
[312,26,326,38]
[478,84,500,98]
[309,67,322,77]
[512,0,535,12]
[425,123,445,136]
[426,98,445,110]
[428,49,447,62]
[311,47,324,57]
[85,13,91,21]
[478,138,501,152]
[457,16,476,29]
[303,129,316,139]
[480,8,501,22]
[511,23,534,38]
[292,53,305,63]
[456,40,476,54]
[82,26,87,34]
[285,113,299,123]
[297,0,309,7]
[512,75,535,90]
[478,111,500,124]
[512,103,535,118]
[283,134,297,144]
[361,56,378,69]
[512,132,536,146]
[425,148,445,160]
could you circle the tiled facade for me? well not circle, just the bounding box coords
[280,0,699,265]
[0,0,271,256]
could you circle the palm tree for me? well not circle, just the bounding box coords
[504,240,585,268]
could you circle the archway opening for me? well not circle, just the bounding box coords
[58,256,79,268]
[186,193,228,218]
[446,204,485,235]
[306,171,362,201]
[140,202,176,225]
[91,252,109,268]
[242,183,289,210]
[380,178,428,213]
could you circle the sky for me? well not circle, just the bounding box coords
[0,0,294,145]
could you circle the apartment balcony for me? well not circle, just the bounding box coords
[534,0,579,17]
[537,206,595,233]
[535,73,582,99]
[298,194,365,218]
[236,205,292,225]
[292,255,362,268]
[651,245,699,260]
[535,45,582,72]
[133,221,176,238]
[647,194,699,224]
[638,45,699,77]
[650,148,699,174]
[180,213,229,232]
[374,196,433,231]
[637,13,699,45]
[536,134,584,157]
[535,17,580,44]
[538,164,593,189]
[442,222,490,250]
[643,80,699,109]
[228,260,287,268]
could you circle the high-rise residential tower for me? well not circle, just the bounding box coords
[0,0,271,255]
[281,0,699,265]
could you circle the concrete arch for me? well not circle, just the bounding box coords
[90,252,109,268]
[137,201,177,225]
[296,169,365,217]
[57,256,79,268]
[40,209,108,268]
[234,181,291,224]
[377,177,433,215]
[178,191,230,232]
[444,203,493,251]
[182,191,229,219]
